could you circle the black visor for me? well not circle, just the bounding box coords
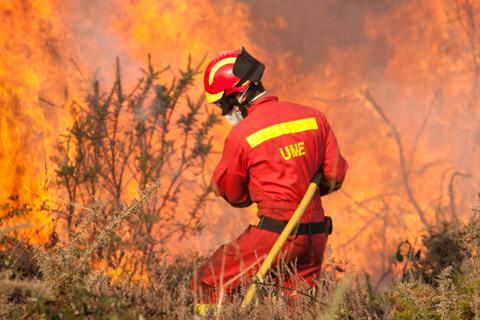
[233,47,265,87]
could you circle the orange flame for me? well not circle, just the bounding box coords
[1,0,480,287]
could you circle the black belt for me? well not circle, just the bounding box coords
[257,216,333,236]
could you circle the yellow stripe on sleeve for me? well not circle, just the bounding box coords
[246,118,318,148]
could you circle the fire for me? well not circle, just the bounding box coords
[1,0,70,242]
[1,0,480,288]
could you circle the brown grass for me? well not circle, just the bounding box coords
[1,191,480,319]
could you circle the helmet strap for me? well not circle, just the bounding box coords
[237,82,266,117]
[238,84,251,103]
[250,89,267,104]
[219,82,266,118]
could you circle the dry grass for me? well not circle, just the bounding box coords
[1,193,480,319]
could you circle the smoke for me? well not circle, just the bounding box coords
[240,0,392,70]
[234,0,480,286]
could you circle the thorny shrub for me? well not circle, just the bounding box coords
[385,194,480,320]
[51,55,221,276]
[392,213,469,285]
[3,192,480,319]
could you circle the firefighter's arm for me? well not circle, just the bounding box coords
[211,134,252,207]
[319,117,348,196]
[211,175,252,207]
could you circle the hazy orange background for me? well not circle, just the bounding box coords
[1,0,479,289]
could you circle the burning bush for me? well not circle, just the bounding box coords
[47,56,221,278]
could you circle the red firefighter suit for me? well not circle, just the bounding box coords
[191,96,348,304]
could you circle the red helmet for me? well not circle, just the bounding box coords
[204,50,251,104]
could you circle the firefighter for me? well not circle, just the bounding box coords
[191,48,348,312]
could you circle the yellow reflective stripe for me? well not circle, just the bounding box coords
[246,118,318,148]
[205,90,225,103]
[209,57,236,85]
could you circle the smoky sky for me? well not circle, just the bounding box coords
[238,0,394,74]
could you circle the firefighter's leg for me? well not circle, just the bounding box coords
[282,233,327,301]
[191,226,281,305]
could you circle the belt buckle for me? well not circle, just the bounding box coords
[287,223,300,242]
[258,216,266,229]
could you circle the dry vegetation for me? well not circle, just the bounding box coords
[2,194,480,319]
[1,58,480,319]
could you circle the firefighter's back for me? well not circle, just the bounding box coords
[232,96,331,222]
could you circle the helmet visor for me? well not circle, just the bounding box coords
[233,47,265,86]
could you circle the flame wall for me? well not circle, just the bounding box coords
[1,0,479,287]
